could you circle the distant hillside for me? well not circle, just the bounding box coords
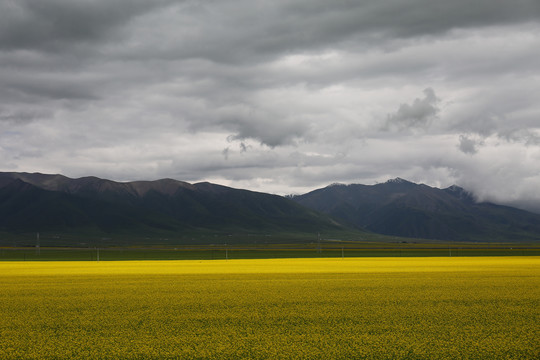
[4,172,539,244]
[0,172,349,244]
[293,178,540,242]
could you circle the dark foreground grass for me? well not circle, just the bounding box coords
[1,244,539,261]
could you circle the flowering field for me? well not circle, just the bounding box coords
[0,257,538,359]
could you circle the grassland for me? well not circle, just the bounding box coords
[2,241,540,261]
[1,257,539,359]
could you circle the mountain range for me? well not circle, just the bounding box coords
[1,172,539,244]
[292,178,540,242]
[0,172,345,245]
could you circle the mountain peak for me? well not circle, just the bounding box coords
[326,182,346,188]
[385,177,410,184]
[129,178,194,196]
[446,184,464,192]
[293,178,540,242]
[444,184,475,203]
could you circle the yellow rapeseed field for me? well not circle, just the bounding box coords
[0,257,538,359]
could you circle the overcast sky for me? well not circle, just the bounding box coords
[1,0,540,211]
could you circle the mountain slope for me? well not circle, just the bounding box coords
[0,178,183,234]
[293,178,540,242]
[0,172,347,243]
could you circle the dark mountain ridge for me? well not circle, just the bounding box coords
[293,178,540,242]
[2,172,539,244]
[0,172,346,242]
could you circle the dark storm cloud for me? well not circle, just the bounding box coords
[2,72,100,101]
[0,0,173,51]
[458,135,481,155]
[499,128,540,146]
[85,0,540,68]
[1,0,538,62]
[209,1,536,67]
[354,0,540,37]
[384,88,439,132]
[221,109,312,148]
[271,1,536,53]
[0,107,54,124]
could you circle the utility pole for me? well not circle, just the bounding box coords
[36,232,40,256]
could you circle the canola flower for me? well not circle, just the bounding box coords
[0,257,538,359]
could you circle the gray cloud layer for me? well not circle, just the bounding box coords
[1,0,540,212]
[384,88,439,132]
